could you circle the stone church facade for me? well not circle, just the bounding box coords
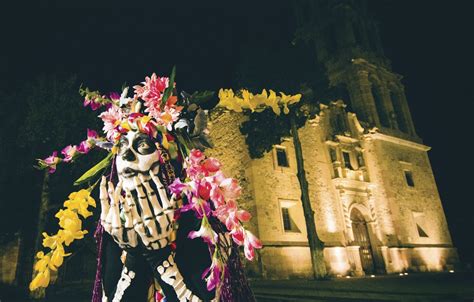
[206,1,458,278]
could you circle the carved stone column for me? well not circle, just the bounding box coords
[346,69,380,127]
[395,84,417,137]
[379,83,398,130]
[346,246,365,276]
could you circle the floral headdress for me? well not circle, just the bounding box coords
[31,68,262,295]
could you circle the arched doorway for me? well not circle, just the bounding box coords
[351,208,375,274]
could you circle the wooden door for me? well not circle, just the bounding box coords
[351,208,375,274]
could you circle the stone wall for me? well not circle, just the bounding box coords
[206,109,458,279]
[366,135,453,246]
[0,235,20,284]
[205,109,261,276]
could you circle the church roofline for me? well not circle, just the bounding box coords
[364,132,431,151]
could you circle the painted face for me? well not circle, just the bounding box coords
[116,130,160,190]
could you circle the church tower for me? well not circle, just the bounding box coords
[296,0,418,139]
[206,0,458,280]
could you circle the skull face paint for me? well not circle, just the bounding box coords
[116,130,160,190]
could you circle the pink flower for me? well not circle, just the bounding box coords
[202,258,223,291]
[61,145,77,163]
[198,181,212,200]
[41,151,62,173]
[87,129,98,139]
[98,105,122,141]
[220,177,241,201]
[189,149,205,165]
[229,227,262,260]
[154,103,183,131]
[76,141,89,154]
[230,227,245,245]
[178,192,211,219]
[134,73,182,130]
[214,200,251,231]
[243,230,262,261]
[77,129,98,154]
[185,149,209,178]
[186,164,204,179]
[83,97,101,111]
[168,178,188,195]
[141,120,158,138]
[208,172,241,207]
[188,219,217,245]
[202,157,221,173]
[109,92,120,101]
[133,73,168,103]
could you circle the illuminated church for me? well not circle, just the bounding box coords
[207,1,458,278]
[0,0,459,287]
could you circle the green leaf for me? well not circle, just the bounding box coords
[168,142,178,159]
[189,90,215,105]
[161,66,176,109]
[73,152,114,186]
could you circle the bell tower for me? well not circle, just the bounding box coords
[296,0,418,139]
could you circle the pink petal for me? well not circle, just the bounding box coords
[237,210,252,222]
[202,158,221,173]
[87,129,98,139]
[246,230,262,249]
[169,178,187,195]
[198,181,212,200]
[76,141,89,154]
[244,242,255,260]
[231,228,245,245]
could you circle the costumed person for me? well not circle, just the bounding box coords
[30,69,262,302]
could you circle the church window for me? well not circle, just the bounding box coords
[281,206,301,233]
[404,170,415,187]
[417,224,429,237]
[276,147,289,167]
[412,211,429,238]
[391,90,408,133]
[372,84,390,128]
[342,151,353,169]
[357,151,365,168]
[329,148,338,162]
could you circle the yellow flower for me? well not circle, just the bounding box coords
[55,208,81,229]
[161,112,173,125]
[243,89,261,112]
[218,89,244,113]
[279,92,301,105]
[29,268,51,291]
[42,232,64,249]
[120,121,131,131]
[161,133,170,149]
[34,252,50,272]
[218,88,234,102]
[30,189,96,292]
[64,197,93,218]
[55,209,86,246]
[140,115,152,125]
[68,189,96,207]
[58,228,88,247]
[263,89,281,115]
[49,244,71,271]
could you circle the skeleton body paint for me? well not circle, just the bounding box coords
[100,129,204,301]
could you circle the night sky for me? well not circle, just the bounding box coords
[1,1,472,264]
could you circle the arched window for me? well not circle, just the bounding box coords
[390,90,408,133]
[334,83,352,111]
[371,82,390,127]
